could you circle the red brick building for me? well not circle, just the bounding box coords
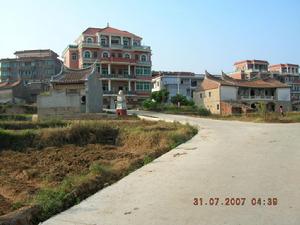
[62,25,152,109]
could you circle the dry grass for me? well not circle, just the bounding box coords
[0,118,197,221]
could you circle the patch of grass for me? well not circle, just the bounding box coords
[0,114,32,121]
[35,187,67,221]
[143,155,154,165]
[0,119,68,130]
[11,201,25,210]
[0,121,119,151]
[89,163,112,175]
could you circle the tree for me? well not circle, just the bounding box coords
[151,89,169,103]
[170,94,194,106]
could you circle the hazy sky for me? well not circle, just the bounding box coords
[1,0,299,74]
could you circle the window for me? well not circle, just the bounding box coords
[111,53,115,58]
[136,82,151,91]
[71,53,77,60]
[209,92,211,97]
[84,51,91,58]
[101,36,108,46]
[123,39,129,46]
[96,64,100,73]
[118,53,122,58]
[93,51,98,58]
[200,93,202,98]
[102,68,108,75]
[141,55,147,62]
[124,53,130,59]
[102,52,109,58]
[217,104,220,110]
[86,37,93,43]
[135,66,151,76]
[135,54,139,60]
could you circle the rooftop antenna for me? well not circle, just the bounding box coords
[107,22,110,27]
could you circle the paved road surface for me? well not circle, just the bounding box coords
[42,112,300,225]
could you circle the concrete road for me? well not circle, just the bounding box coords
[42,112,300,225]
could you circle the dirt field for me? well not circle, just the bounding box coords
[0,119,196,218]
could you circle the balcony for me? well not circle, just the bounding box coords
[136,61,151,66]
[80,41,101,48]
[100,74,135,79]
[100,57,136,64]
[239,95,275,100]
[103,90,137,96]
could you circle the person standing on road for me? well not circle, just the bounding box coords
[279,105,284,117]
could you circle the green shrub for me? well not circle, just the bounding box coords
[142,99,159,110]
[197,107,211,116]
[170,94,194,106]
[150,89,169,103]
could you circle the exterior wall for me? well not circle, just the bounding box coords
[37,90,82,118]
[86,71,102,113]
[194,87,221,114]
[276,88,291,101]
[220,86,237,101]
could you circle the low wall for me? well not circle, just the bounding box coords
[37,91,82,119]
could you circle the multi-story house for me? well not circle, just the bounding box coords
[0,49,62,103]
[152,71,204,100]
[62,25,152,109]
[269,64,300,110]
[0,49,62,82]
[194,71,291,115]
[229,60,270,80]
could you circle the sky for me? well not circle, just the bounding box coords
[0,0,300,74]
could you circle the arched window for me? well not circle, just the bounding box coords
[102,52,109,58]
[86,37,93,43]
[141,55,147,62]
[124,53,131,59]
[84,51,91,58]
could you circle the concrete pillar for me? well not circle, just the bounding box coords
[99,63,102,74]
[108,35,111,47]
[131,38,134,46]
[128,65,131,75]
[121,36,123,45]
[108,64,111,74]
[128,81,131,91]
[108,80,111,91]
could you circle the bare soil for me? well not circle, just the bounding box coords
[0,119,196,217]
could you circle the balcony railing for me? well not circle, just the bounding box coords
[80,41,151,51]
[240,95,274,100]
[100,74,135,79]
[103,90,137,95]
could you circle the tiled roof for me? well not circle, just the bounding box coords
[51,66,94,84]
[0,80,21,89]
[82,26,142,39]
[269,63,299,68]
[197,71,289,90]
[234,60,269,65]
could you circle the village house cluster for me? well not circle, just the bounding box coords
[0,25,299,115]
